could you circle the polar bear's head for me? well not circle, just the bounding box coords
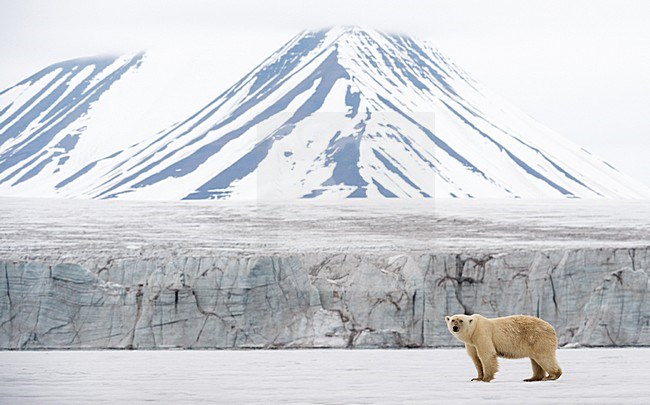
[445,314,476,342]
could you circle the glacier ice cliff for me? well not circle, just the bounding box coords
[2,199,648,349]
[2,248,648,349]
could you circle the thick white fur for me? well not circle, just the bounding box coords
[445,314,562,382]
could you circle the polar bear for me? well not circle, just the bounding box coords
[445,314,562,382]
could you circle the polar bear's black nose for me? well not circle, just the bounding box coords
[453,325,459,332]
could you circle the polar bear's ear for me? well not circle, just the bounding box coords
[445,316,450,322]
[469,319,473,323]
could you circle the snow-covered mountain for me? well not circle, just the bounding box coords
[1,27,648,199]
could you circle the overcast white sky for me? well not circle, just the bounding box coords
[1,0,649,185]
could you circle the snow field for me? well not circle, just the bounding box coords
[0,348,647,404]
[1,198,648,260]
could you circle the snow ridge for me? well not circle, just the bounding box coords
[0,27,648,199]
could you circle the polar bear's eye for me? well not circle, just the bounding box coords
[459,320,463,323]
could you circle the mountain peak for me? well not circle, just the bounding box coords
[1,30,648,200]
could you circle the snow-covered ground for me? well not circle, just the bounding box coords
[0,197,648,260]
[0,348,647,404]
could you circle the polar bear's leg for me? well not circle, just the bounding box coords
[524,358,547,382]
[536,355,562,381]
[475,339,498,382]
[465,344,484,381]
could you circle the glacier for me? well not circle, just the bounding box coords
[1,198,649,349]
[1,27,649,200]
[2,248,648,350]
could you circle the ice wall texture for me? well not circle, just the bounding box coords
[2,248,648,349]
